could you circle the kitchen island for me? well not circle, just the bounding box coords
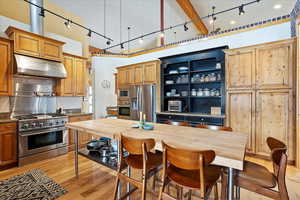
[66,118,248,200]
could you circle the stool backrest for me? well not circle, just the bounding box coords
[162,141,215,170]
[121,135,155,155]
[165,120,190,127]
[196,124,233,132]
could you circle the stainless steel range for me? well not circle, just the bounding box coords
[16,114,68,166]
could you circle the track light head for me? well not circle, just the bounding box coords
[160,32,165,38]
[64,20,71,29]
[139,37,143,44]
[239,5,245,15]
[120,43,124,49]
[39,8,45,17]
[87,29,92,37]
[106,40,111,45]
[184,23,188,31]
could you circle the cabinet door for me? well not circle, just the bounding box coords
[256,89,295,160]
[226,90,256,153]
[75,58,86,96]
[42,40,63,62]
[117,68,127,88]
[57,56,74,96]
[256,41,294,89]
[14,32,41,57]
[226,49,255,90]
[127,67,135,85]
[144,62,158,84]
[0,40,12,96]
[0,123,17,166]
[134,65,143,84]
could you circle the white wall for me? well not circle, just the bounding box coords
[92,21,292,118]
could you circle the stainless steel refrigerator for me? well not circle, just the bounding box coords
[129,85,156,122]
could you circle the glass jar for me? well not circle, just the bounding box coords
[203,88,210,96]
[197,88,203,96]
[200,74,205,82]
[204,75,210,82]
[210,89,216,96]
[215,89,220,97]
[217,73,221,81]
[210,73,216,81]
[191,89,197,96]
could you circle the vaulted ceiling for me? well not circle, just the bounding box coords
[49,0,296,53]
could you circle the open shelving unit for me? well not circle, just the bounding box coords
[158,46,228,126]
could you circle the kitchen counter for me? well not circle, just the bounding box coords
[65,113,93,117]
[0,118,18,123]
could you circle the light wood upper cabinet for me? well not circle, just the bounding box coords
[56,53,87,97]
[225,49,255,90]
[14,31,41,57]
[5,26,64,62]
[42,40,63,62]
[0,38,13,96]
[144,61,158,84]
[256,40,295,89]
[75,58,86,96]
[116,60,159,88]
[134,65,143,84]
[0,122,17,167]
[226,90,255,153]
[256,89,294,160]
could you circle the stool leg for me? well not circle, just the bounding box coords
[158,177,167,200]
[236,186,240,200]
[127,166,131,200]
[152,173,156,192]
[214,184,218,200]
[142,173,147,200]
[113,175,120,200]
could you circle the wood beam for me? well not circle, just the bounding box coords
[176,0,208,35]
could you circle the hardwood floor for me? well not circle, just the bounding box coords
[0,153,300,200]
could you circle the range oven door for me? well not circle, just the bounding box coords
[19,127,68,157]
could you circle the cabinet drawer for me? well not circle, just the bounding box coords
[0,122,17,133]
[185,116,224,126]
[42,40,62,61]
[80,115,92,121]
[14,32,41,57]
[156,114,185,123]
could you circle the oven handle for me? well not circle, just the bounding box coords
[20,127,67,137]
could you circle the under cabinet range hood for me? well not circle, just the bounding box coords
[14,54,67,78]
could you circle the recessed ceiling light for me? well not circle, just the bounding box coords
[230,20,236,25]
[273,4,282,10]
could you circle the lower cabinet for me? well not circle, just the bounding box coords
[226,89,295,160]
[256,89,295,160]
[68,115,93,151]
[226,90,255,153]
[0,122,17,169]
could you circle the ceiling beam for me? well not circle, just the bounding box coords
[176,0,208,35]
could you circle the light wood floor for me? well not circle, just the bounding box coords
[0,153,300,200]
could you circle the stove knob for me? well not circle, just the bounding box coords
[49,122,53,126]
[22,124,29,129]
[39,122,44,127]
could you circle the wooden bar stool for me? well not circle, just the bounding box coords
[113,135,162,200]
[158,141,221,200]
[221,137,289,200]
[196,124,233,132]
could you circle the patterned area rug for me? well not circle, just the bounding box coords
[0,169,67,200]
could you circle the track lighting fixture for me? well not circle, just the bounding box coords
[120,43,124,49]
[106,40,111,45]
[160,32,165,38]
[39,8,45,17]
[87,29,92,37]
[139,37,143,44]
[239,5,245,15]
[64,20,71,29]
[184,23,188,31]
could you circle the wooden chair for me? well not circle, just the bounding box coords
[158,141,221,200]
[221,137,289,200]
[196,124,233,132]
[164,120,190,127]
[113,135,162,200]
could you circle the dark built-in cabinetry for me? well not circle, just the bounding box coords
[157,47,228,126]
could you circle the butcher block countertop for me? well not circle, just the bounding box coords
[66,118,248,170]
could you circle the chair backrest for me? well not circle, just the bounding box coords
[196,124,233,132]
[120,135,155,155]
[162,141,215,170]
[165,120,190,127]
[266,137,287,180]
